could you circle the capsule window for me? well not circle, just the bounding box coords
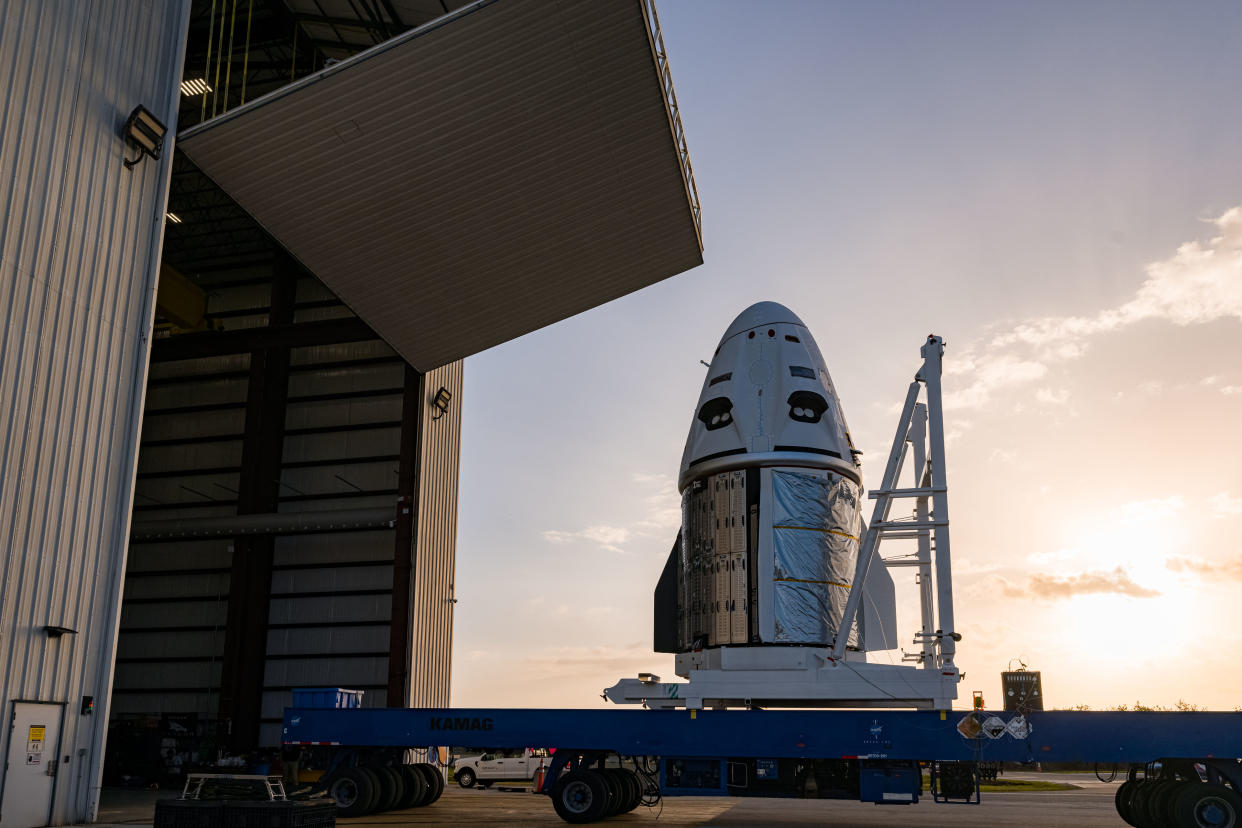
[697,397,734,431]
[789,366,815,379]
[787,390,828,424]
[785,335,800,343]
[709,372,732,387]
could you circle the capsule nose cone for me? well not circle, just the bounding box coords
[720,302,805,344]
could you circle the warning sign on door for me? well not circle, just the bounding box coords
[27,723,45,758]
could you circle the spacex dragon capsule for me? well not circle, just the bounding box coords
[604,303,962,709]
[668,301,893,655]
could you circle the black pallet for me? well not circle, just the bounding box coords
[222,801,336,828]
[154,800,225,828]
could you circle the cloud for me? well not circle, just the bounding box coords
[541,473,680,554]
[1222,385,1242,396]
[1166,555,1242,581]
[947,206,1242,410]
[1035,387,1070,406]
[513,643,654,682]
[630,472,682,534]
[1210,492,1242,517]
[1004,566,1159,599]
[1112,495,1185,522]
[543,524,630,553]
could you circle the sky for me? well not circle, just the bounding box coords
[449,1,1242,712]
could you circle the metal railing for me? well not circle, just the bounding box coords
[641,0,703,249]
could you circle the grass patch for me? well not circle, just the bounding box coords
[981,779,1080,792]
[922,775,1080,793]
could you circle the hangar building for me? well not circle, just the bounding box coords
[0,0,702,824]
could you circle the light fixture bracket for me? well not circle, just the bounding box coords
[122,105,168,170]
[431,386,452,420]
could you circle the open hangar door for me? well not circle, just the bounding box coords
[103,0,702,788]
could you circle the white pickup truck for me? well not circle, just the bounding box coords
[452,748,552,788]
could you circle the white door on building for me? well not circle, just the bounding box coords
[1,703,63,828]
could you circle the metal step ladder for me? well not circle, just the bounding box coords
[831,335,957,670]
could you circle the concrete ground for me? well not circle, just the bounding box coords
[92,772,1126,827]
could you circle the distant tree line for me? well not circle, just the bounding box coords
[1062,701,1242,711]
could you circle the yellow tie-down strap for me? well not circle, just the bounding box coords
[773,524,859,542]
[773,576,851,589]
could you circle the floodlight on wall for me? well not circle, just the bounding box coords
[431,386,452,420]
[122,105,167,169]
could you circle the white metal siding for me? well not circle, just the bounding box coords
[406,361,464,706]
[0,0,191,822]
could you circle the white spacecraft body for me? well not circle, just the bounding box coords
[604,302,961,710]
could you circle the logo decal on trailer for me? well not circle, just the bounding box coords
[981,716,1007,739]
[1004,715,1031,739]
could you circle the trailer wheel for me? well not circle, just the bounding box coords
[619,769,642,812]
[398,764,429,808]
[457,767,477,788]
[1115,780,1142,827]
[417,762,446,804]
[1149,781,1187,827]
[1171,783,1242,828]
[551,770,608,824]
[369,766,401,812]
[598,769,624,817]
[327,767,378,818]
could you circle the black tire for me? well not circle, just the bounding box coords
[327,767,377,818]
[387,766,409,811]
[1117,780,1143,827]
[550,770,609,824]
[1145,781,1180,827]
[598,769,624,817]
[398,764,430,808]
[479,780,493,789]
[1172,783,1242,828]
[613,769,640,814]
[618,769,642,812]
[417,763,446,804]
[457,767,477,788]
[368,766,401,813]
[1130,783,1157,828]
[610,769,638,813]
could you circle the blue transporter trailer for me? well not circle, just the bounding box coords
[283,705,1242,826]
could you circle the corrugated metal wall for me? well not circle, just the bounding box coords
[0,0,191,822]
[406,362,464,707]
